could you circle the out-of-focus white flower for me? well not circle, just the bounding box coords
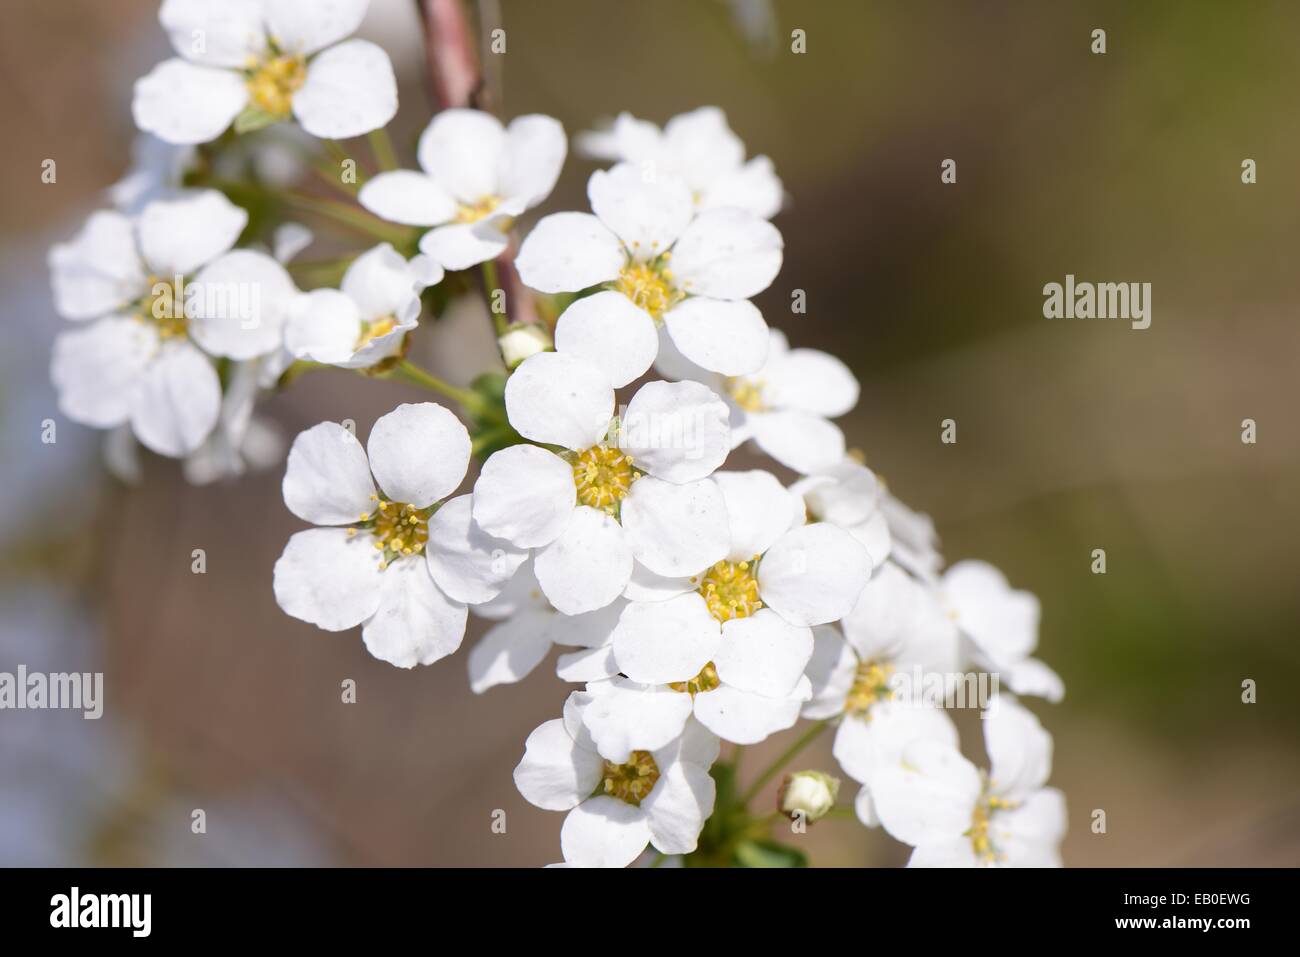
[577,106,784,219]
[941,561,1064,703]
[516,162,783,377]
[48,190,296,457]
[108,134,196,214]
[283,243,442,369]
[880,490,943,582]
[802,564,961,825]
[133,0,397,145]
[601,470,872,744]
[471,352,732,615]
[658,328,860,474]
[514,691,718,868]
[872,697,1066,867]
[272,403,525,667]
[779,770,839,822]
[359,109,566,270]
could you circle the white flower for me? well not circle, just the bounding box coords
[604,470,872,744]
[470,351,732,615]
[516,162,783,377]
[941,561,1064,703]
[283,243,442,369]
[872,697,1066,867]
[801,563,961,825]
[779,770,840,822]
[272,403,524,668]
[108,134,196,214]
[659,328,860,475]
[133,0,397,145]
[577,106,784,219]
[791,458,891,567]
[513,690,719,868]
[358,109,567,271]
[881,490,944,582]
[48,190,296,457]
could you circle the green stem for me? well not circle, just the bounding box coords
[281,191,411,245]
[368,128,399,172]
[480,259,510,337]
[389,360,481,411]
[739,720,829,808]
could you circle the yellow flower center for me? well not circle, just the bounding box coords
[698,558,762,622]
[455,195,502,224]
[572,446,637,514]
[600,750,661,806]
[350,495,431,569]
[669,661,721,696]
[355,315,398,350]
[845,661,895,716]
[615,257,683,319]
[246,53,307,118]
[968,792,1019,865]
[724,376,766,413]
[139,276,188,339]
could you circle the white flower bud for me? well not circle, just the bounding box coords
[779,770,840,822]
[498,323,553,368]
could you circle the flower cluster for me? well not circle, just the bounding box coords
[48,1,1066,868]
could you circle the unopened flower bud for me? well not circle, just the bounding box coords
[498,323,552,368]
[779,770,839,822]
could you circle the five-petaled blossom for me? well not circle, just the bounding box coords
[359,109,567,271]
[134,0,398,144]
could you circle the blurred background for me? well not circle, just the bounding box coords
[1,0,1297,866]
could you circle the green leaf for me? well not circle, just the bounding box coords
[732,839,808,869]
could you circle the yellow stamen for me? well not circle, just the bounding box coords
[600,751,661,806]
[697,558,762,622]
[246,54,307,118]
[669,661,721,696]
[361,499,431,565]
[615,258,683,319]
[724,376,766,413]
[355,315,398,350]
[572,446,637,515]
[138,276,188,339]
[455,195,502,224]
[845,660,895,716]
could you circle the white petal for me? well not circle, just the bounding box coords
[367,402,470,506]
[50,318,155,428]
[644,762,715,855]
[188,249,297,360]
[670,207,783,300]
[505,352,613,451]
[265,0,368,55]
[942,561,1039,664]
[468,608,555,693]
[854,784,881,829]
[341,242,433,319]
[417,220,510,271]
[588,162,693,257]
[425,494,528,604]
[1004,657,1065,703]
[361,557,467,667]
[620,379,730,483]
[653,716,722,769]
[692,681,806,744]
[651,324,716,384]
[283,288,363,365]
[871,737,981,847]
[763,347,859,417]
[160,0,267,66]
[984,697,1053,800]
[623,563,695,603]
[281,420,377,525]
[798,459,881,528]
[751,411,845,475]
[128,341,222,457]
[714,470,803,561]
[561,797,651,868]
[547,598,627,649]
[907,838,980,868]
[994,788,1067,867]
[501,114,567,209]
[842,563,959,672]
[553,291,657,388]
[272,222,314,263]
[555,645,619,683]
[138,189,247,276]
[515,212,623,293]
[535,506,632,615]
[48,211,145,320]
[416,108,506,204]
[293,40,397,139]
[619,476,729,577]
[358,170,457,227]
[832,701,958,785]
[661,107,746,191]
[801,625,856,720]
[273,527,383,630]
[513,718,602,811]
[713,609,813,698]
[662,297,769,376]
[132,58,247,146]
[579,679,693,763]
[473,559,547,620]
[472,445,575,547]
[701,154,783,219]
[611,592,720,686]
[759,523,872,627]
